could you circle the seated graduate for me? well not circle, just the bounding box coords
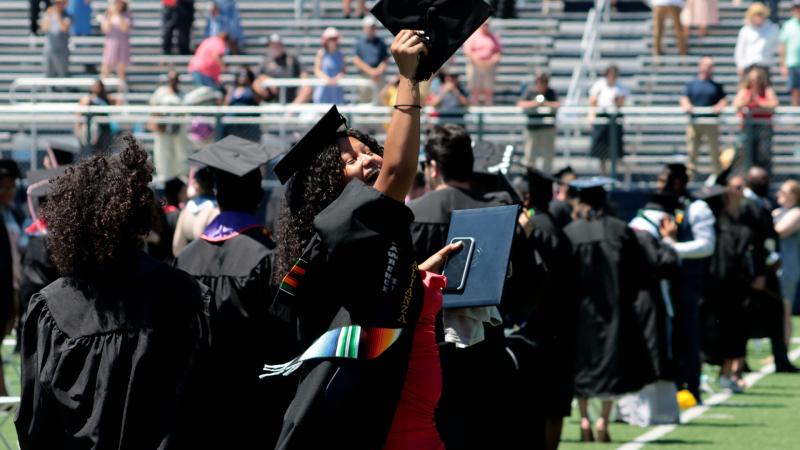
[564,179,655,443]
[512,169,578,450]
[173,135,297,449]
[15,134,211,449]
[266,30,461,450]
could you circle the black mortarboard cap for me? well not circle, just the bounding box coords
[371,0,494,81]
[527,168,555,204]
[26,167,68,199]
[47,139,81,166]
[274,105,347,184]
[554,165,575,180]
[471,141,520,204]
[645,192,680,213]
[568,177,615,208]
[189,135,273,177]
[0,160,21,179]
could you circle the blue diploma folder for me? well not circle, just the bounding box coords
[442,204,520,308]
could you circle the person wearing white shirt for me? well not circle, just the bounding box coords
[589,65,628,175]
[653,0,688,56]
[656,164,715,404]
[735,3,779,76]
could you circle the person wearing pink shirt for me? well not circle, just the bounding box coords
[464,21,502,106]
[188,32,230,90]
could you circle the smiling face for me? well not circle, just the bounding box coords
[339,136,383,187]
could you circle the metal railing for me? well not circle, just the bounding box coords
[0,104,792,175]
[564,0,611,107]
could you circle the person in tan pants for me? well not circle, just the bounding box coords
[680,57,727,176]
[653,0,688,56]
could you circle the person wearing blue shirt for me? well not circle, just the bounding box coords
[353,16,389,104]
[679,56,727,177]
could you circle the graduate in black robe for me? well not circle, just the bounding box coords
[628,196,681,383]
[564,179,655,443]
[174,135,297,449]
[408,129,515,449]
[510,169,577,450]
[15,134,211,449]
[701,177,757,391]
[268,30,463,449]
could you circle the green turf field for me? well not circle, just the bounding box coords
[2,319,798,448]
[560,317,800,450]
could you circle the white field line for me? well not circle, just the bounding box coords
[616,345,800,450]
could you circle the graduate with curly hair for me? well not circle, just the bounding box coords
[15,134,212,449]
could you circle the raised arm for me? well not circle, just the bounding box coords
[372,30,426,202]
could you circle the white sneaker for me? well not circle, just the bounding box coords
[719,375,743,394]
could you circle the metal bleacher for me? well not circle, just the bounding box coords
[1,0,798,180]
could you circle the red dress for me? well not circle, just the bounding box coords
[383,270,446,450]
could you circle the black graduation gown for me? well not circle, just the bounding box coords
[15,252,211,450]
[565,216,655,398]
[549,199,573,229]
[273,180,424,450]
[174,222,296,450]
[0,214,13,333]
[702,210,754,363]
[632,230,679,381]
[19,233,58,329]
[511,212,578,418]
[408,186,517,450]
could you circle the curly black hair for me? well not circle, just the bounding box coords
[43,133,155,276]
[275,128,382,281]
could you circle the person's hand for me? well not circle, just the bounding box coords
[781,65,789,78]
[751,275,767,291]
[419,241,464,273]
[518,211,534,238]
[660,216,678,240]
[683,104,693,114]
[712,104,725,114]
[391,30,428,80]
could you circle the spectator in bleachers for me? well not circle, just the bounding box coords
[99,0,132,81]
[464,20,502,106]
[313,27,346,104]
[779,1,800,106]
[162,0,194,55]
[67,0,91,36]
[30,0,52,35]
[353,16,389,104]
[774,179,800,350]
[204,0,245,54]
[652,0,688,56]
[343,0,367,19]
[76,79,119,153]
[517,70,560,173]
[223,66,262,142]
[734,66,778,172]
[253,34,312,104]
[428,70,470,124]
[589,64,628,175]
[680,56,727,177]
[681,0,718,39]
[148,71,188,182]
[734,3,779,77]
[41,0,70,79]
[189,32,231,90]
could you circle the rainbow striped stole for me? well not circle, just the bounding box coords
[279,258,308,296]
[260,325,402,378]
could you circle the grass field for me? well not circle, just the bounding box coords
[1,320,799,448]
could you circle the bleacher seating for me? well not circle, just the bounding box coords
[0,0,797,180]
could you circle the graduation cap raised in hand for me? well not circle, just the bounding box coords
[371,0,494,81]
[273,105,348,184]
